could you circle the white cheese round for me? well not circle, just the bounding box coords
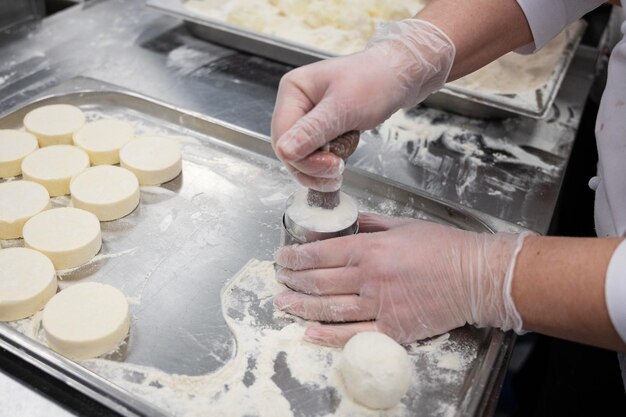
[120,136,182,186]
[0,248,57,322]
[21,145,90,196]
[70,165,140,221]
[23,104,86,147]
[0,181,50,239]
[0,129,39,178]
[73,119,135,165]
[23,207,102,270]
[42,282,129,360]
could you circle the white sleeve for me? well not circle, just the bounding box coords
[515,0,605,52]
[606,241,626,343]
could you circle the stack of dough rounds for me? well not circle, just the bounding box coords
[0,130,39,178]
[0,248,57,322]
[21,145,90,196]
[23,207,101,270]
[70,165,140,221]
[23,104,85,147]
[120,136,182,185]
[73,119,135,165]
[0,181,50,239]
[42,282,130,360]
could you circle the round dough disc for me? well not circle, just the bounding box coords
[23,207,102,270]
[42,282,129,360]
[0,247,57,322]
[23,104,86,147]
[73,119,135,165]
[340,332,412,409]
[21,145,90,196]
[0,181,50,239]
[0,129,39,178]
[70,165,140,221]
[120,136,182,186]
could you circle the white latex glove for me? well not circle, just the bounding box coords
[273,213,531,347]
[271,19,455,192]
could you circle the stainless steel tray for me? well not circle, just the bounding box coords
[0,77,527,417]
[146,0,586,120]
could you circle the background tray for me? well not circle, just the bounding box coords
[145,0,586,120]
[0,77,526,416]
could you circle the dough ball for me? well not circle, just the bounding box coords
[21,145,90,196]
[0,181,50,239]
[23,104,86,147]
[72,119,135,165]
[0,247,57,322]
[340,332,412,409]
[23,207,102,270]
[42,282,130,360]
[0,129,39,178]
[71,165,140,221]
[120,136,182,186]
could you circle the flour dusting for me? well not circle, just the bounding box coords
[7,260,477,416]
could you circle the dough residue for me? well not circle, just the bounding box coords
[185,0,578,95]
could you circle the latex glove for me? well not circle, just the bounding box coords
[271,19,455,192]
[273,213,531,347]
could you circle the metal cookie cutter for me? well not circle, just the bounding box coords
[281,131,360,246]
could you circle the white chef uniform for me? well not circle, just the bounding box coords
[516,0,626,389]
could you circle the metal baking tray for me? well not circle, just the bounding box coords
[0,77,527,417]
[145,0,586,120]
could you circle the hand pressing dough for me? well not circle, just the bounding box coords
[120,136,182,185]
[21,145,90,196]
[340,332,412,409]
[0,248,57,322]
[73,119,135,165]
[0,129,39,178]
[70,165,140,221]
[23,104,86,147]
[23,207,101,270]
[42,282,130,360]
[0,181,50,239]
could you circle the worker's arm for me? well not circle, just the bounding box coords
[513,236,625,350]
[272,0,533,191]
[415,0,532,81]
[273,213,626,352]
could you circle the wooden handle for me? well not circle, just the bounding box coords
[326,130,360,160]
[307,131,360,210]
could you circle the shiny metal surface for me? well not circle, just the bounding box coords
[0,0,44,32]
[146,0,586,120]
[0,77,527,416]
[282,212,359,245]
[0,0,598,414]
[0,0,596,234]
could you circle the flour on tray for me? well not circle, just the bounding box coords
[9,259,474,417]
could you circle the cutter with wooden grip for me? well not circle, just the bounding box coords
[306,130,360,210]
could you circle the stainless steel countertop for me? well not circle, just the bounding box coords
[0,0,599,415]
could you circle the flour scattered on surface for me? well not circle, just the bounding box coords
[5,260,480,416]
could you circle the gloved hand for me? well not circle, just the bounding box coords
[273,213,531,347]
[271,19,455,192]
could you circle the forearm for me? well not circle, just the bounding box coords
[513,236,626,351]
[415,0,533,81]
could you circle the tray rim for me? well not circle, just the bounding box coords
[0,76,527,417]
[145,0,587,120]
